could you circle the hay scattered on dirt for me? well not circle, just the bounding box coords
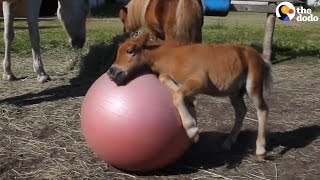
[1,48,320,179]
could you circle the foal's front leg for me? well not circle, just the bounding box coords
[159,74,197,106]
[159,74,200,143]
[26,0,50,83]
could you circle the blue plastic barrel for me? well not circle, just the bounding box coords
[202,0,231,16]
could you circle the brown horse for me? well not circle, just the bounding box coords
[107,33,272,160]
[119,0,203,45]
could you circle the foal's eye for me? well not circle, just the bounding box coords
[126,48,134,55]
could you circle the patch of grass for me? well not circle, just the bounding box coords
[273,26,320,57]
[203,24,263,44]
[202,14,320,60]
[311,6,320,12]
[203,24,319,59]
[0,13,318,71]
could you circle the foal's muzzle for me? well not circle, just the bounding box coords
[107,66,126,85]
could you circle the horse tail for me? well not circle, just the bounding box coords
[175,0,203,44]
[124,0,150,31]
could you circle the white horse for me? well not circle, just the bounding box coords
[2,0,89,83]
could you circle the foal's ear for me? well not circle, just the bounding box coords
[137,33,150,46]
[119,6,128,23]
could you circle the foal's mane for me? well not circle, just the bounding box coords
[126,0,150,30]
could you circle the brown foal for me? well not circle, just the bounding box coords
[107,33,272,160]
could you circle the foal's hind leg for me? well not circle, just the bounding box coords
[222,92,247,150]
[26,0,50,83]
[247,82,269,161]
[2,1,17,81]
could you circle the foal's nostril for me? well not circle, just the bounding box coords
[108,67,115,75]
[115,70,123,77]
[107,66,124,81]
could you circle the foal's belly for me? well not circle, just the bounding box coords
[203,78,246,97]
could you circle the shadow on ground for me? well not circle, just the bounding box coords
[0,33,130,106]
[128,125,320,176]
[250,43,320,63]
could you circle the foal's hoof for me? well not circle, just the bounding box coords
[37,74,51,83]
[187,127,200,143]
[256,154,267,162]
[186,96,197,107]
[222,138,235,151]
[3,73,17,81]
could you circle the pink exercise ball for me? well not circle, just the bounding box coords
[80,73,194,172]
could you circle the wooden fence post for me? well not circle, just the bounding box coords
[262,4,276,62]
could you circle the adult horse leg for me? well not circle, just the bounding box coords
[26,0,50,83]
[2,1,16,81]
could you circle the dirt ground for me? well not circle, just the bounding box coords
[1,37,320,179]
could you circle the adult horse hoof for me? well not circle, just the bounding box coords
[37,74,51,83]
[3,73,17,81]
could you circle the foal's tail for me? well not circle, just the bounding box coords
[176,0,203,44]
[263,59,273,94]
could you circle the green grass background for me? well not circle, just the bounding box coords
[1,12,319,68]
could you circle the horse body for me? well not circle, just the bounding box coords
[2,0,89,83]
[107,34,272,160]
[119,0,203,44]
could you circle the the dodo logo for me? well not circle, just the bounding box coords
[276,2,296,22]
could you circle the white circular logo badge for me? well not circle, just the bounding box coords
[276,2,296,22]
